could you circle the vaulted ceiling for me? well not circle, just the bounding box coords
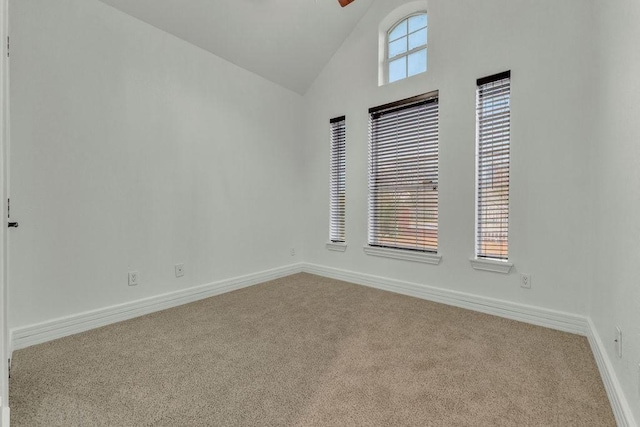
[98,0,375,94]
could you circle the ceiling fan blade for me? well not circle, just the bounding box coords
[338,0,355,7]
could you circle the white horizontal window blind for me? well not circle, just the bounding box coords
[476,71,511,260]
[368,91,439,253]
[330,116,346,243]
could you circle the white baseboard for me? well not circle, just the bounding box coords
[302,263,588,335]
[10,262,587,352]
[586,318,637,427]
[8,262,634,426]
[1,407,9,427]
[303,263,638,426]
[11,263,304,352]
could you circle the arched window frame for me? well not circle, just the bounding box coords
[378,2,428,86]
[385,13,428,84]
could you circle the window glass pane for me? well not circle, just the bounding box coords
[388,37,407,58]
[389,58,407,83]
[408,28,427,50]
[407,49,427,77]
[408,14,427,33]
[389,20,407,41]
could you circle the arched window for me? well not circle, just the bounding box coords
[387,13,427,83]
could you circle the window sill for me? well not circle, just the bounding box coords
[469,257,513,274]
[363,246,441,265]
[326,242,347,252]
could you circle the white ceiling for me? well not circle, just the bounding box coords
[97,0,374,94]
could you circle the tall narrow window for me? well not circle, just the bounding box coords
[476,71,511,260]
[329,116,346,243]
[387,13,427,83]
[368,92,439,253]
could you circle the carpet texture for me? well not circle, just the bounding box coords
[10,273,614,426]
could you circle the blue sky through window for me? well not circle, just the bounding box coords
[388,14,427,83]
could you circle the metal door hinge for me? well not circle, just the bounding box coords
[7,199,18,227]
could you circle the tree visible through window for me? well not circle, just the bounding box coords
[388,14,427,83]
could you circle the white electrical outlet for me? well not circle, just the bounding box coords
[175,264,185,278]
[290,248,295,256]
[520,273,531,289]
[128,271,139,286]
[615,326,622,358]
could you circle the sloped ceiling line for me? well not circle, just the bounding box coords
[98,0,375,94]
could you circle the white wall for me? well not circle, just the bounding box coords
[8,0,303,329]
[302,0,594,315]
[591,0,640,422]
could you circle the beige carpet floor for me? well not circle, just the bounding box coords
[10,273,614,426]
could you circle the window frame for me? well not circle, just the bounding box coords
[328,115,347,250]
[365,91,442,265]
[385,12,428,84]
[472,70,513,273]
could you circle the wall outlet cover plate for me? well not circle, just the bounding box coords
[128,271,139,286]
[175,264,185,277]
